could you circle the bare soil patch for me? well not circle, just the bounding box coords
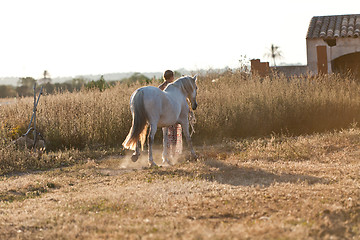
[0,137,360,239]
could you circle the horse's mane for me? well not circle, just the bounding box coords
[171,76,195,96]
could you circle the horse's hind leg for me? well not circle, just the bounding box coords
[131,140,141,162]
[161,127,172,165]
[148,123,158,167]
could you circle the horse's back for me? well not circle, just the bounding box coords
[131,86,163,104]
[140,86,165,105]
[131,86,180,126]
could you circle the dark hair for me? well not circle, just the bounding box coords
[163,70,174,81]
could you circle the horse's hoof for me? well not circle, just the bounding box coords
[162,159,173,166]
[131,154,139,162]
[148,161,158,168]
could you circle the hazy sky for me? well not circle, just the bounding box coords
[0,0,358,78]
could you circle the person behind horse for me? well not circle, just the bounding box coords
[159,70,183,158]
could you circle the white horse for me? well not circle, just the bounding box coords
[122,75,198,167]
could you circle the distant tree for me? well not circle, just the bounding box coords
[43,70,50,78]
[121,73,151,85]
[174,71,182,79]
[86,75,109,92]
[0,85,17,98]
[264,44,282,66]
[98,75,107,90]
[54,82,72,93]
[42,82,55,94]
[18,77,36,88]
[39,70,52,85]
[17,77,36,97]
[70,77,87,91]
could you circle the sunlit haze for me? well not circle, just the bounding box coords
[0,0,358,80]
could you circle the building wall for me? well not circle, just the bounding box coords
[271,65,309,77]
[251,59,308,78]
[331,38,360,59]
[250,59,269,77]
[307,38,360,74]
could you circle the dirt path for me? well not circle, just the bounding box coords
[0,146,360,239]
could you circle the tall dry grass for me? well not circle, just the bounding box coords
[2,71,360,173]
[1,83,140,150]
[195,71,360,142]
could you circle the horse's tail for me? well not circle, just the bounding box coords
[122,89,148,151]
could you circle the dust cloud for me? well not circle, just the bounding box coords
[120,148,184,168]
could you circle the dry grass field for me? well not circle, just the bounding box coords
[1,71,360,239]
[1,128,360,239]
[0,97,16,106]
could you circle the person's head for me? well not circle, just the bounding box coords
[163,70,174,82]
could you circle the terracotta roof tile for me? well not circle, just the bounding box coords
[307,14,360,39]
